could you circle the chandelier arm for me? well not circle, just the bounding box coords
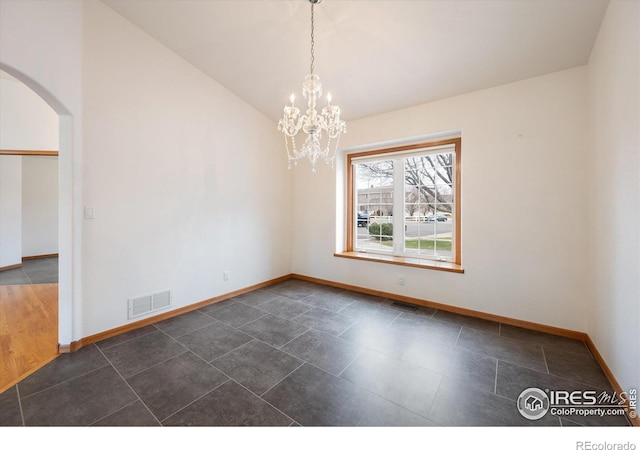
[279,116,303,138]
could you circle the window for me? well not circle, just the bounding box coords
[341,138,462,272]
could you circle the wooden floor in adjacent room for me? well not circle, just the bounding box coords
[0,283,59,394]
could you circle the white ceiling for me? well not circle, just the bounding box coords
[102,0,609,122]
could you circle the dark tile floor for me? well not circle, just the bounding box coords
[0,278,631,427]
[0,257,58,285]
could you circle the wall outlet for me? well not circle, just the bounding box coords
[397,276,405,286]
[223,270,230,281]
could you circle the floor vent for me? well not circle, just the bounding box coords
[391,301,418,311]
[128,290,172,319]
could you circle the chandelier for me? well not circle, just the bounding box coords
[278,0,346,172]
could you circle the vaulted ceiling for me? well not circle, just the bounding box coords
[103,0,609,122]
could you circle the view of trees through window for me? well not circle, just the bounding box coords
[352,140,459,262]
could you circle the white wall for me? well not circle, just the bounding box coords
[80,2,290,336]
[0,73,59,260]
[0,156,22,268]
[0,156,59,265]
[293,66,591,332]
[22,157,59,257]
[587,1,639,393]
[0,75,58,150]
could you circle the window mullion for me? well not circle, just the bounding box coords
[392,158,404,255]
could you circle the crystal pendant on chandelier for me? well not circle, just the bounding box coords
[277,0,346,172]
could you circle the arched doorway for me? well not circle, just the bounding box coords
[0,63,76,391]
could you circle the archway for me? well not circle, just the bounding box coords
[0,62,77,359]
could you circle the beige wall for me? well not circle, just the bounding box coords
[81,2,291,336]
[22,157,59,257]
[0,156,22,268]
[587,0,639,393]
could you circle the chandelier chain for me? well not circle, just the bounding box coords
[310,2,315,75]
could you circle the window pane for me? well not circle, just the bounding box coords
[355,160,393,253]
[403,151,455,261]
[405,221,434,256]
[436,183,453,198]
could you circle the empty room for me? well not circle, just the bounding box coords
[0,0,638,446]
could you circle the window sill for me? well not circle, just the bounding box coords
[334,251,464,273]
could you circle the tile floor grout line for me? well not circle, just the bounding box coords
[275,326,313,349]
[334,346,365,378]
[493,359,499,394]
[280,348,350,380]
[94,344,163,426]
[336,319,359,338]
[493,357,616,393]
[97,325,160,351]
[541,346,550,374]
[386,311,404,327]
[166,317,242,341]
[17,354,114,401]
[211,329,353,424]
[15,384,26,426]
[334,300,355,315]
[231,311,272,330]
[235,332,366,383]
[286,304,316,321]
[108,344,190,381]
[258,361,306,399]
[284,362,416,423]
[343,312,599,393]
[276,328,312,349]
[424,376,445,424]
[23,270,35,284]
[208,338,257,364]
[454,326,463,346]
[347,368,438,423]
[491,385,535,404]
[254,300,315,322]
[209,328,358,395]
[160,378,233,424]
[88,398,142,426]
[336,335,396,362]
[233,375,300,425]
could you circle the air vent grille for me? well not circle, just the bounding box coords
[128,290,172,319]
[390,301,418,311]
[153,291,171,310]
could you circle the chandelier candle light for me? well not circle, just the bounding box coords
[278,0,346,172]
